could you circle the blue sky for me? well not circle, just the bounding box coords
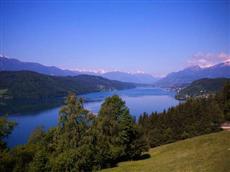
[0,1,229,76]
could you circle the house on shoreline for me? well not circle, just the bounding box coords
[221,122,230,131]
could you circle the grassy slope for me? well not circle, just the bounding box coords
[101,131,230,172]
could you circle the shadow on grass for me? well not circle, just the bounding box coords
[101,154,151,170]
[134,153,151,160]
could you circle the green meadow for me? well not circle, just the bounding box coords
[101,131,230,172]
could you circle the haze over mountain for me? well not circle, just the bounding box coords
[156,61,230,87]
[102,71,158,84]
[0,56,158,84]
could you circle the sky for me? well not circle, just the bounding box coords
[0,0,229,76]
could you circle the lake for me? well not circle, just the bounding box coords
[6,87,179,147]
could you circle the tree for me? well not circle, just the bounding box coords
[0,116,15,150]
[96,95,148,164]
[118,109,148,159]
[28,126,46,145]
[28,150,50,172]
[221,83,230,120]
[57,92,95,150]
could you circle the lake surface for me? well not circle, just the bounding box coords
[6,87,179,147]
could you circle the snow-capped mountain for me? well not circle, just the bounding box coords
[156,62,230,87]
[0,56,158,84]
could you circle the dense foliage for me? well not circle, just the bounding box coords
[139,83,230,147]
[216,82,230,121]
[0,93,147,171]
[0,117,15,150]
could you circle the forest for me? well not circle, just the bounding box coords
[0,83,229,172]
[0,71,135,100]
[0,71,136,114]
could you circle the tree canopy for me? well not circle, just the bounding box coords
[0,93,148,171]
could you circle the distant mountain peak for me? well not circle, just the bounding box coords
[208,61,230,69]
[0,56,80,76]
[0,55,8,59]
[223,61,230,66]
[156,61,230,87]
[186,65,202,71]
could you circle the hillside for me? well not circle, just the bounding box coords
[156,62,230,87]
[176,78,230,99]
[101,131,230,172]
[0,71,135,100]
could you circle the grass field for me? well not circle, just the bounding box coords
[101,131,230,172]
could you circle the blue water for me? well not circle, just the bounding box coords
[6,87,179,147]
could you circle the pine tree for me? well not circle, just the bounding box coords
[57,93,95,150]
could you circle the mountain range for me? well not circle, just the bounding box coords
[1,56,230,86]
[0,56,158,84]
[156,61,230,87]
[0,56,80,76]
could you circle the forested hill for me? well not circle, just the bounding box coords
[176,78,230,99]
[0,71,135,100]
